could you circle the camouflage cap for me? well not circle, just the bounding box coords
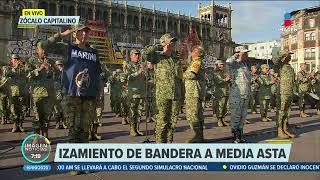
[55,60,63,65]
[215,60,224,65]
[71,21,90,32]
[11,54,20,59]
[192,45,205,54]
[160,33,177,46]
[130,49,140,56]
[37,41,48,49]
[278,50,293,58]
[260,64,269,69]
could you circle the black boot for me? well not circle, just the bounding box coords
[232,129,241,143]
[18,119,24,132]
[238,128,246,143]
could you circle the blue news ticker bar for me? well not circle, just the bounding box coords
[23,164,52,172]
[54,162,320,172]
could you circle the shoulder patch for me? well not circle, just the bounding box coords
[191,59,201,74]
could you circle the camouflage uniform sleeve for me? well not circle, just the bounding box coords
[225,55,237,74]
[141,45,159,64]
[26,57,40,79]
[184,59,201,80]
[258,75,273,86]
[126,64,142,81]
[214,71,226,85]
[297,72,308,83]
[101,65,111,83]
[46,33,68,63]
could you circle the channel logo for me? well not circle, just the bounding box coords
[283,12,292,27]
[279,12,297,33]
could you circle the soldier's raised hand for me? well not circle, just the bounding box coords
[60,28,75,37]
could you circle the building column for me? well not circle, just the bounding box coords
[124,1,127,29]
[165,8,168,33]
[139,4,142,42]
[108,0,112,26]
[316,27,319,67]
[177,10,180,35]
[210,2,215,25]
[93,0,96,20]
[177,12,181,37]
[189,12,192,33]
[75,0,78,16]
[56,0,60,15]
[152,5,156,42]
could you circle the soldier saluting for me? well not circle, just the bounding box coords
[226,49,251,143]
[142,33,179,143]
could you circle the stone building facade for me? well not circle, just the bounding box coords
[281,6,320,73]
[0,0,235,62]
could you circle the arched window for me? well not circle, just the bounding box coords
[310,32,316,41]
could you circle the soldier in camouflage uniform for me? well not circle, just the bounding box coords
[6,54,30,132]
[269,69,279,112]
[146,61,156,122]
[110,70,122,117]
[226,49,251,143]
[184,45,206,143]
[272,51,296,139]
[28,42,55,142]
[258,64,274,122]
[213,60,231,127]
[296,63,311,118]
[0,65,10,125]
[120,62,129,125]
[250,65,259,114]
[142,33,179,143]
[89,63,110,141]
[53,60,67,129]
[314,65,320,115]
[125,49,145,136]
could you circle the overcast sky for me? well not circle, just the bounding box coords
[124,1,319,43]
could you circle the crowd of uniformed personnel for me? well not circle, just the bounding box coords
[1,31,320,145]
